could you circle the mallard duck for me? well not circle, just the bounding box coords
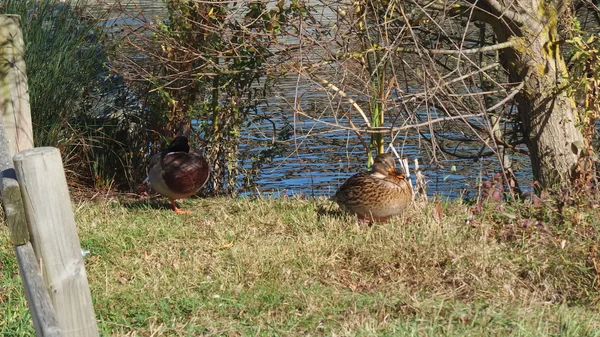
[332,153,412,222]
[145,136,210,214]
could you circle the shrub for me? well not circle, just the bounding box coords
[2,0,134,189]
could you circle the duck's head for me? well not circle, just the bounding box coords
[167,136,190,153]
[372,153,406,179]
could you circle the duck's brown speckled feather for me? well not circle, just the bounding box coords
[333,153,412,219]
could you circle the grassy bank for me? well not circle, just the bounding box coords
[1,196,599,336]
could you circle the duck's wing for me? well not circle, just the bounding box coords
[161,152,210,195]
[333,173,375,206]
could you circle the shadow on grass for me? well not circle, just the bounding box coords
[121,198,174,211]
[316,203,345,220]
[120,194,211,212]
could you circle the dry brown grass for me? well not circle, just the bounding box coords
[2,196,600,336]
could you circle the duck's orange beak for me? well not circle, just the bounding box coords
[389,168,405,179]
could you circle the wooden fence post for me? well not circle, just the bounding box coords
[13,147,98,337]
[0,15,34,157]
[0,120,62,337]
[0,13,63,337]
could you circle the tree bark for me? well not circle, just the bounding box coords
[480,0,586,190]
[515,27,583,189]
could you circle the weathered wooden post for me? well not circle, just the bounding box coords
[0,15,34,157]
[0,124,62,337]
[0,13,63,337]
[14,147,99,337]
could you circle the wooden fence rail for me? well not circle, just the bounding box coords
[0,14,98,337]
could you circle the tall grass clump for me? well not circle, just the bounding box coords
[1,0,128,189]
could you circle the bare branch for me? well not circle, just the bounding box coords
[444,63,502,86]
[486,81,524,112]
[493,136,530,155]
[368,113,486,133]
[293,107,487,136]
[475,0,531,25]
[396,40,515,55]
[296,65,372,127]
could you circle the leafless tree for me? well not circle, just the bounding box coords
[277,0,600,194]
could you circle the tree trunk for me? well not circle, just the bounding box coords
[484,1,586,190]
[515,31,583,189]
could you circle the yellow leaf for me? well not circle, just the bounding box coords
[586,35,595,44]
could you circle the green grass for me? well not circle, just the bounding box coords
[1,196,600,336]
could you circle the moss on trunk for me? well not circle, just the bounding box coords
[484,0,588,190]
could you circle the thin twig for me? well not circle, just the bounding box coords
[299,68,372,127]
[293,108,485,134]
[396,40,515,55]
[364,113,486,133]
[486,81,524,112]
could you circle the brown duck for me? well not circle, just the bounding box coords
[146,136,210,214]
[332,153,412,222]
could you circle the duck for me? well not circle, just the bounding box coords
[331,152,412,223]
[145,136,210,214]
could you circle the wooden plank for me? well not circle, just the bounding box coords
[14,147,99,337]
[1,175,29,244]
[0,15,34,157]
[0,129,60,336]
[0,112,60,336]
[0,118,29,244]
[0,14,32,245]
[0,14,62,337]
[15,243,63,337]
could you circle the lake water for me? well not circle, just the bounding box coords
[238,101,531,199]
[91,0,533,199]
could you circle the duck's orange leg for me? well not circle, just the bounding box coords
[170,198,190,214]
[374,216,389,223]
[357,214,372,224]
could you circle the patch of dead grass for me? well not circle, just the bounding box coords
[2,196,600,336]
